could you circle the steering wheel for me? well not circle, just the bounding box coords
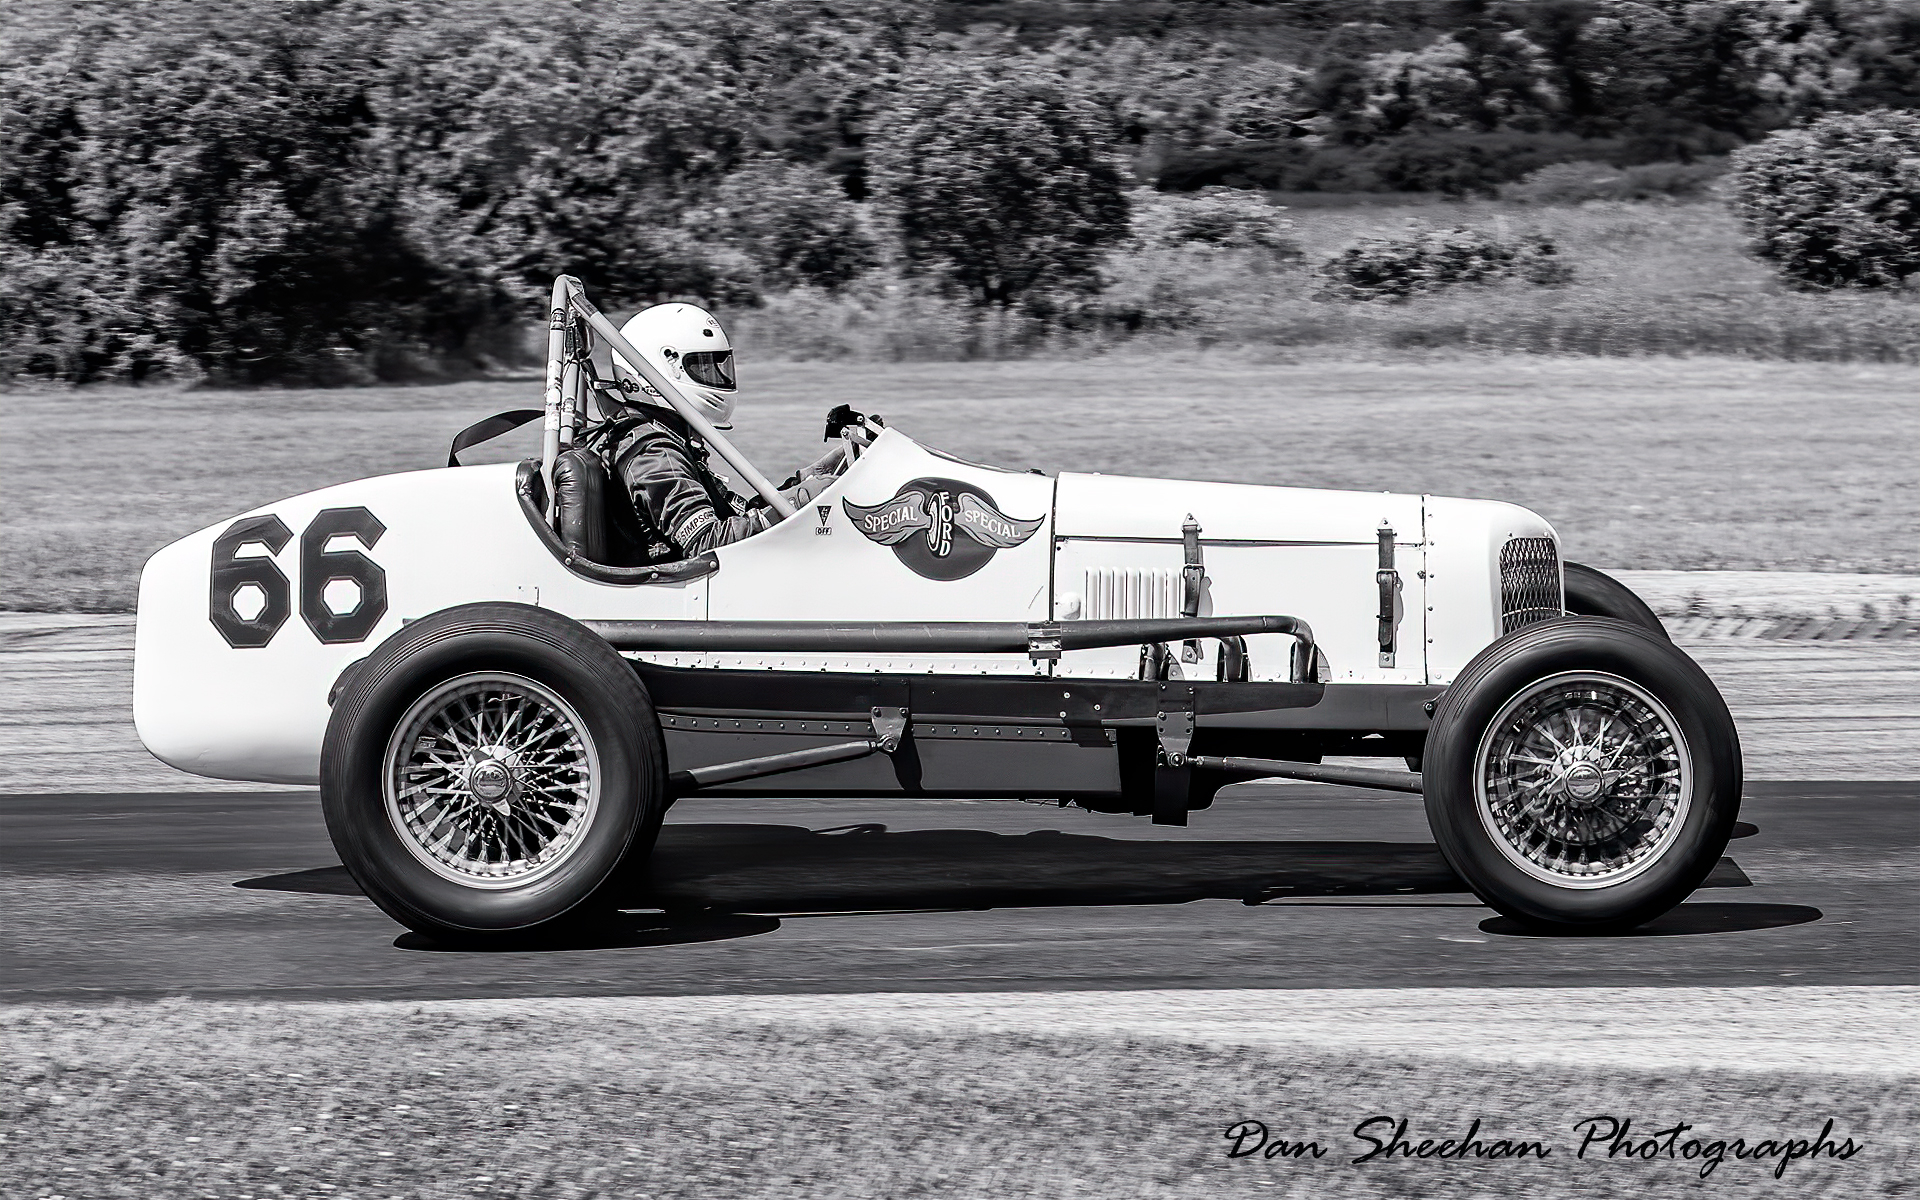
[822,404,881,472]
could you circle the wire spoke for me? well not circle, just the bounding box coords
[384,676,599,886]
[1477,673,1691,884]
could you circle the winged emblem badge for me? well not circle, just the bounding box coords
[842,477,1044,580]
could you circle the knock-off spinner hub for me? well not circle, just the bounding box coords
[467,752,517,808]
[1561,761,1606,803]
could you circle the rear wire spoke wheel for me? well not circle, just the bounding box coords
[383,673,601,889]
[323,603,665,944]
[1424,618,1741,932]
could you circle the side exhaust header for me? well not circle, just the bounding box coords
[585,615,1317,681]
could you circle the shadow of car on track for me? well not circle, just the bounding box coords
[392,911,786,953]
[1479,902,1822,938]
[233,820,1766,951]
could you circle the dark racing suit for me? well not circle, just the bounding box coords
[605,410,832,560]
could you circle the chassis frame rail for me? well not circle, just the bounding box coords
[1188,754,1424,794]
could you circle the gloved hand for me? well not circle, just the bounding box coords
[800,442,849,480]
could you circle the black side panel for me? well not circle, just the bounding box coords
[1204,684,1442,732]
[632,665,1424,799]
[641,669,1128,797]
[660,722,1124,798]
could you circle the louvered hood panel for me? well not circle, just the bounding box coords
[1080,567,1182,620]
[1051,473,1427,685]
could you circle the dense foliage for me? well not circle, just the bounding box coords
[1726,108,1920,290]
[711,160,879,292]
[0,4,462,384]
[1500,159,1728,204]
[1,0,1914,382]
[867,49,1131,307]
[0,0,919,383]
[1317,223,1573,301]
[1130,188,1300,256]
[1134,0,1920,194]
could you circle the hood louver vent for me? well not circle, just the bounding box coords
[1082,569,1182,620]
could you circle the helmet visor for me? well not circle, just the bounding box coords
[682,350,735,390]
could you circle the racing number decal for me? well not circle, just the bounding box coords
[208,507,387,648]
[300,507,388,644]
[209,515,294,648]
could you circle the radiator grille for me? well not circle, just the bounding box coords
[1082,569,1182,619]
[1500,537,1563,634]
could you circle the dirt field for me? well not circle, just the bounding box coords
[3,355,1915,611]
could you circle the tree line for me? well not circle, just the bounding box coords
[2,0,1914,384]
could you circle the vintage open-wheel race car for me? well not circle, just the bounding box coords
[133,276,1742,944]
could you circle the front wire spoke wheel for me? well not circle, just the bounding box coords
[1474,671,1692,889]
[382,672,600,889]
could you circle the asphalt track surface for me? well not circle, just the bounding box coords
[3,781,1913,1002]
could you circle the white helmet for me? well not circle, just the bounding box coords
[610,302,738,428]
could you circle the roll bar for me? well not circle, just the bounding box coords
[542,275,795,519]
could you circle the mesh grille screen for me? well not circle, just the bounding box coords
[1500,537,1563,634]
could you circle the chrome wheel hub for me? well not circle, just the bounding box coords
[466,752,517,807]
[381,673,600,889]
[1473,671,1692,889]
[1559,758,1605,804]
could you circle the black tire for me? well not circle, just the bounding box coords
[1423,618,1741,932]
[322,602,665,943]
[1564,562,1667,639]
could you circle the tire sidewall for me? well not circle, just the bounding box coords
[1424,618,1741,929]
[322,603,664,939]
[1563,562,1668,640]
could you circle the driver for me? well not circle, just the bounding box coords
[588,302,845,560]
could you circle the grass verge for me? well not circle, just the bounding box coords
[4,355,1914,611]
[4,1000,1913,1199]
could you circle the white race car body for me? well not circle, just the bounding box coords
[160,279,1732,940]
[134,426,1556,787]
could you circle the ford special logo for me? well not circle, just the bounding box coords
[842,477,1044,581]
